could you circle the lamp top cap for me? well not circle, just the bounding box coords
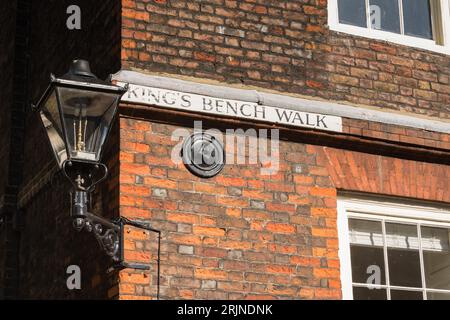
[68,59,97,79]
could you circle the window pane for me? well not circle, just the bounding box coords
[351,246,386,284]
[349,219,383,247]
[386,223,422,288]
[338,0,368,28]
[427,292,450,300]
[387,248,422,287]
[385,222,419,249]
[353,286,387,300]
[390,289,423,300]
[349,219,386,285]
[369,0,401,33]
[422,226,450,251]
[422,226,450,290]
[402,0,433,39]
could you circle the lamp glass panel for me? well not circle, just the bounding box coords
[56,86,119,162]
[39,90,67,167]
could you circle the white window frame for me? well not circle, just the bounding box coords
[328,0,450,55]
[338,195,450,300]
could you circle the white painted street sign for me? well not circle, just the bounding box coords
[118,82,343,133]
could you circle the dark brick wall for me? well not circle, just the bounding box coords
[17,122,120,299]
[0,0,17,299]
[25,0,122,185]
[121,0,450,119]
[0,0,16,203]
[0,0,29,299]
[0,0,122,299]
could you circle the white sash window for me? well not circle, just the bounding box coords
[328,0,450,54]
[338,196,450,300]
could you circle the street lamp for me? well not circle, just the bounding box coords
[33,59,128,261]
[34,59,127,170]
[32,61,160,274]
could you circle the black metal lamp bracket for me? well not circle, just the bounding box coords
[66,160,161,299]
[70,196,161,299]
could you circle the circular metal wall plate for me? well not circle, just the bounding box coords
[181,132,225,178]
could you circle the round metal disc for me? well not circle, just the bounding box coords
[181,132,225,178]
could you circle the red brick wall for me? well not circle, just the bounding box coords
[118,117,341,299]
[117,3,450,299]
[317,147,450,201]
[116,114,450,300]
[121,0,450,119]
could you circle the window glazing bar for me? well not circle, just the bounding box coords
[365,0,371,29]
[417,223,428,300]
[381,219,391,300]
[399,0,405,35]
[430,0,444,44]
